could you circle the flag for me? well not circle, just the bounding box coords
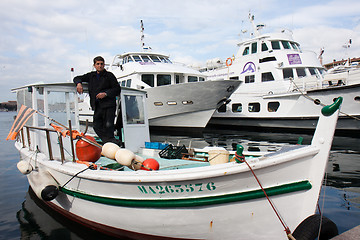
[6,105,36,140]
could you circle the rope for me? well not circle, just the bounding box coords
[290,79,360,121]
[235,153,294,239]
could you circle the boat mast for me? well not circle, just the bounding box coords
[140,20,151,51]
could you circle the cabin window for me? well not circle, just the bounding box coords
[188,76,198,82]
[230,76,239,80]
[242,46,250,55]
[318,68,326,76]
[248,102,260,112]
[121,80,126,87]
[167,101,177,105]
[291,42,300,51]
[268,102,280,112]
[126,79,131,87]
[157,74,171,86]
[309,68,319,78]
[283,68,293,80]
[124,95,145,124]
[154,102,163,106]
[232,103,242,112]
[261,72,274,82]
[199,77,205,81]
[133,56,142,62]
[142,56,151,62]
[259,57,277,63]
[182,100,193,105]
[245,75,255,83]
[150,56,161,62]
[141,74,154,87]
[281,41,291,49]
[128,56,134,62]
[175,75,180,84]
[261,43,268,51]
[251,42,257,54]
[296,68,306,78]
[271,41,281,50]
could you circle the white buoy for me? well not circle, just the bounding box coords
[129,155,145,170]
[101,142,121,159]
[28,169,59,201]
[115,148,136,166]
[17,160,33,175]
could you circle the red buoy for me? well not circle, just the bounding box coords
[141,158,160,171]
[75,136,101,162]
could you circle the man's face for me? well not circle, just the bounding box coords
[94,60,105,72]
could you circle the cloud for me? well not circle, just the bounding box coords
[0,0,359,102]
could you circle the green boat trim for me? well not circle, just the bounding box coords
[60,180,312,208]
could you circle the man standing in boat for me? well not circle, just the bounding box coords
[73,56,121,145]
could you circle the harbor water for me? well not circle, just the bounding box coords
[0,111,359,239]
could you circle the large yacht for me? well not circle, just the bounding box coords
[202,14,360,135]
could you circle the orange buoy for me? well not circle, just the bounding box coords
[141,158,160,171]
[75,135,101,162]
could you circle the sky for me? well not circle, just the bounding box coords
[1,0,359,102]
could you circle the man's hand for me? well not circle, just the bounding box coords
[96,92,107,99]
[76,83,83,94]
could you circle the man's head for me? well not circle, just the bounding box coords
[93,56,105,73]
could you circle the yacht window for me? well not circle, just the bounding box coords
[141,74,154,87]
[268,102,280,112]
[121,80,126,87]
[296,68,306,78]
[281,41,291,49]
[122,57,128,64]
[188,76,198,82]
[175,75,180,84]
[245,75,255,83]
[283,68,293,80]
[251,42,257,54]
[142,56,151,62]
[243,46,250,55]
[154,102,163,106]
[157,74,171,86]
[290,42,300,51]
[199,77,205,81]
[248,102,260,112]
[230,76,239,80]
[167,101,177,105]
[261,72,275,82]
[182,100,193,105]
[127,56,134,62]
[126,79,131,87]
[261,43,268,51]
[217,104,227,113]
[271,41,281,50]
[318,68,326,76]
[165,57,172,63]
[133,56,142,62]
[150,56,161,62]
[232,103,242,112]
[259,57,277,63]
[309,68,318,77]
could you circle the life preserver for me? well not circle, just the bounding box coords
[226,57,233,67]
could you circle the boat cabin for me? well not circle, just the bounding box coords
[109,52,206,89]
[12,83,150,161]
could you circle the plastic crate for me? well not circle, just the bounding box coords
[159,144,188,159]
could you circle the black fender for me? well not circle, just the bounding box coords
[292,214,338,240]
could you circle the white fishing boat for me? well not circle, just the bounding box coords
[10,81,341,239]
[202,14,360,135]
[79,21,240,131]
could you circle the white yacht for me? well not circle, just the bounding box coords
[78,51,240,131]
[202,14,360,135]
[79,21,241,132]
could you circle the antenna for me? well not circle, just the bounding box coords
[140,20,152,51]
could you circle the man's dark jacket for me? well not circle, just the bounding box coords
[73,69,120,110]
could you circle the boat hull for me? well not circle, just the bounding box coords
[209,83,360,135]
[17,141,326,240]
